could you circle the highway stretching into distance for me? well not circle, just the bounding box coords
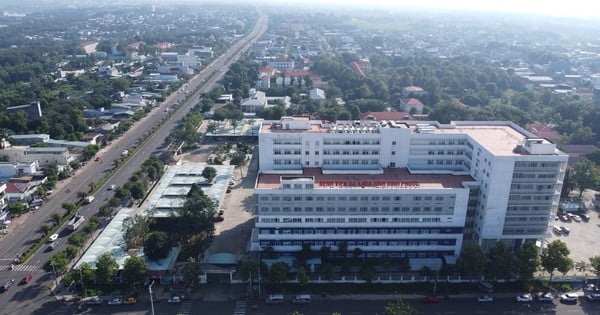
[0,13,268,315]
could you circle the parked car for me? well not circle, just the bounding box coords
[168,295,182,303]
[421,295,439,303]
[48,233,59,243]
[560,294,578,304]
[560,226,571,235]
[108,298,123,305]
[226,187,232,193]
[569,213,581,222]
[86,296,103,305]
[213,215,224,222]
[20,274,33,285]
[586,293,600,302]
[0,279,15,292]
[559,214,571,222]
[123,297,137,304]
[537,292,554,302]
[95,156,102,161]
[477,295,494,302]
[580,214,590,222]
[516,294,534,302]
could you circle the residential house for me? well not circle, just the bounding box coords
[309,88,326,101]
[400,98,424,114]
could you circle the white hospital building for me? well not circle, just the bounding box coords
[250,117,568,260]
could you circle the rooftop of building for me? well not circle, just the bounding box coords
[256,168,473,190]
[140,163,234,218]
[260,118,566,157]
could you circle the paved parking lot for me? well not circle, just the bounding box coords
[546,190,600,275]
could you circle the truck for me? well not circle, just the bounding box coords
[67,214,85,231]
[84,195,95,204]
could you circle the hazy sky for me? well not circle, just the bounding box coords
[262,0,600,19]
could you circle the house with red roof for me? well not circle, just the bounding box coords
[400,98,424,114]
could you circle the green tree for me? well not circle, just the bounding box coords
[572,159,599,197]
[485,241,513,280]
[230,152,247,166]
[516,242,540,280]
[323,263,334,281]
[297,266,309,287]
[95,252,119,285]
[177,186,216,241]
[129,181,146,200]
[589,256,600,287]
[457,244,486,278]
[180,257,201,287]
[201,166,217,183]
[122,215,152,248]
[541,240,573,282]
[39,223,52,235]
[237,259,259,281]
[397,258,411,273]
[123,256,148,287]
[337,242,348,259]
[51,211,62,225]
[8,202,27,215]
[44,252,69,273]
[384,298,417,315]
[144,231,172,261]
[268,262,289,285]
[79,262,96,289]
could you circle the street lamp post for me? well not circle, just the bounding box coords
[148,280,155,315]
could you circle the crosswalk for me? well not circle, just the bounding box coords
[234,300,247,315]
[178,300,193,315]
[0,264,40,272]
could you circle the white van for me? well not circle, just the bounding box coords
[265,294,284,304]
[552,225,563,234]
[292,294,311,304]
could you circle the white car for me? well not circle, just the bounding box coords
[560,294,578,303]
[108,297,123,305]
[516,294,534,302]
[48,233,59,243]
[167,295,182,303]
[537,292,554,302]
[477,295,493,302]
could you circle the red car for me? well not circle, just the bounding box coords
[226,187,232,193]
[20,274,33,285]
[95,156,102,161]
[421,295,439,303]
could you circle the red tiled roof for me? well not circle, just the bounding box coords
[528,121,561,142]
[402,98,424,106]
[284,69,311,77]
[5,181,29,193]
[350,61,365,77]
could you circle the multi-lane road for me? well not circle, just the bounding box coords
[0,12,268,315]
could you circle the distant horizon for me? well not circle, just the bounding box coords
[3,0,600,20]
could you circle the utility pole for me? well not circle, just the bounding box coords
[148,280,155,315]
